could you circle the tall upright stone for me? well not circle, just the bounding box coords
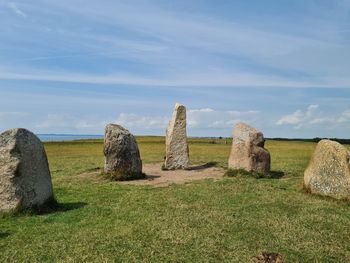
[228,122,270,175]
[164,103,189,170]
[0,128,54,213]
[304,139,350,200]
[104,124,143,180]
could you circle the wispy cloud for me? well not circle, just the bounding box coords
[115,113,168,130]
[0,69,339,88]
[276,105,350,129]
[188,108,260,130]
[7,2,27,18]
[33,108,261,135]
[36,114,109,134]
[1,1,349,88]
[276,105,319,128]
[1,1,350,137]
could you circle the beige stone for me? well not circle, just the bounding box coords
[164,103,189,170]
[228,122,270,174]
[304,139,350,199]
[104,124,143,179]
[0,128,53,213]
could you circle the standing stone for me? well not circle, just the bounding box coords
[0,128,53,213]
[228,122,270,175]
[304,139,350,199]
[164,103,189,170]
[104,124,143,180]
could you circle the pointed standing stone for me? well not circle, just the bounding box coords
[0,128,54,213]
[164,103,189,170]
[228,122,270,175]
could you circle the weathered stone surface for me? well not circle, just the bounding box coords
[164,103,189,170]
[104,124,143,179]
[0,128,53,213]
[304,139,350,199]
[228,122,270,174]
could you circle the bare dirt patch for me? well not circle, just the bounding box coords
[119,163,225,187]
[76,163,225,187]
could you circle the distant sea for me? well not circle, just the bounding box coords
[37,134,104,142]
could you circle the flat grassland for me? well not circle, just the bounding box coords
[1,138,350,262]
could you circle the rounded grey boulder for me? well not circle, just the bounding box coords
[0,128,54,213]
[103,124,143,180]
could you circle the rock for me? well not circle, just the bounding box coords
[0,128,53,213]
[228,122,270,175]
[104,124,143,180]
[164,103,189,170]
[304,139,350,199]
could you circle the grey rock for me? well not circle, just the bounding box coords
[104,124,143,179]
[228,122,270,175]
[164,103,189,170]
[0,128,53,213]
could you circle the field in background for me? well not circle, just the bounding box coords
[1,138,350,262]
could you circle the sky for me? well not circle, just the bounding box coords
[0,0,350,138]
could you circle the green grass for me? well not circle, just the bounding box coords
[1,138,350,262]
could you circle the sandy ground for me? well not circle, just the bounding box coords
[77,163,225,187]
[119,163,225,187]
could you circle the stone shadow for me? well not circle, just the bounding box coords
[186,162,218,171]
[56,202,88,212]
[34,201,88,215]
[268,170,285,179]
[144,174,161,181]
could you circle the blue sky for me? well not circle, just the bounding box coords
[0,0,349,137]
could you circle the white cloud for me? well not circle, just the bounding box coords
[188,108,215,113]
[0,69,334,88]
[276,110,304,126]
[337,110,350,123]
[113,108,260,133]
[228,110,260,117]
[7,2,27,18]
[33,108,260,135]
[188,108,260,129]
[276,104,319,127]
[36,114,76,129]
[276,104,350,131]
[36,114,108,134]
[1,1,350,88]
[115,113,168,130]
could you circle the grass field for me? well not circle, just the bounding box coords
[1,138,350,262]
